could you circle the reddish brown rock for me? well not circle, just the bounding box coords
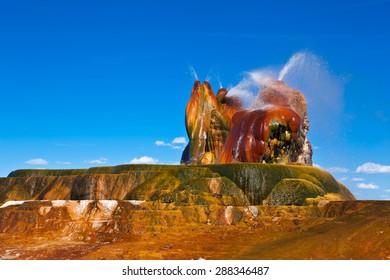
[220,106,301,163]
[182,81,220,164]
[182,79,313,165]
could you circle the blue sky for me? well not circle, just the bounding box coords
[0,0,389,200]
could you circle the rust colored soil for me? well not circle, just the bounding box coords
[0,201,389,260]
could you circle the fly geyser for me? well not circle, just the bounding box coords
[2,69,376,261]
[182,79,312,165]
[179,79,354,206]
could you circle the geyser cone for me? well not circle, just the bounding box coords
[185,80,217,139]
[182,81,219,164]
[182,78,312,165]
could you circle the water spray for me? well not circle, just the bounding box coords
[188,65,199,81]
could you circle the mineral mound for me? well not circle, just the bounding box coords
[0,164,353,206]
[182,80,312,165]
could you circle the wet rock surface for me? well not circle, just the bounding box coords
[182,80,313,165]
[0,200,388,260]
[0,164,354,206]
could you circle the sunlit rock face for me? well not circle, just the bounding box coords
[182,81,216,165]
[182,81,244,165]
[182,80,313,165]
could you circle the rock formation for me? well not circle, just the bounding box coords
[0,164,356,251]
[182,80,313,165]
[1,164,354,206]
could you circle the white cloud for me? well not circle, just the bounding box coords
[356,162,390,174]
[338,177,348,182]
[385,189,390,193]
[155,140,167,146]
[155,136,187,150]
[26,158,49,165]
[351,177,365,182]
[56,161,71,165]
[172,137,188,145]
[327,167,349,173]
[129,156,159,164]
[84,157,108,164]
[313,163,321,168]
[357,183,379,190]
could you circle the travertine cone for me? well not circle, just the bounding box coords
[182,79,313,165]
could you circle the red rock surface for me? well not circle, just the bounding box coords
[220,107,301,163]
[182,80,313,165]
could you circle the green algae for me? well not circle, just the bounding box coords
[125,168,248,206]
[4,163,354,206]
[207,163,346,204]
[265,178,326,206]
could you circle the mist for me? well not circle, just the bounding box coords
[227,51,345,139]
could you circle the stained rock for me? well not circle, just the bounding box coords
[182,80,313,165]
[1,163,354,208]
[265,178,326,206]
